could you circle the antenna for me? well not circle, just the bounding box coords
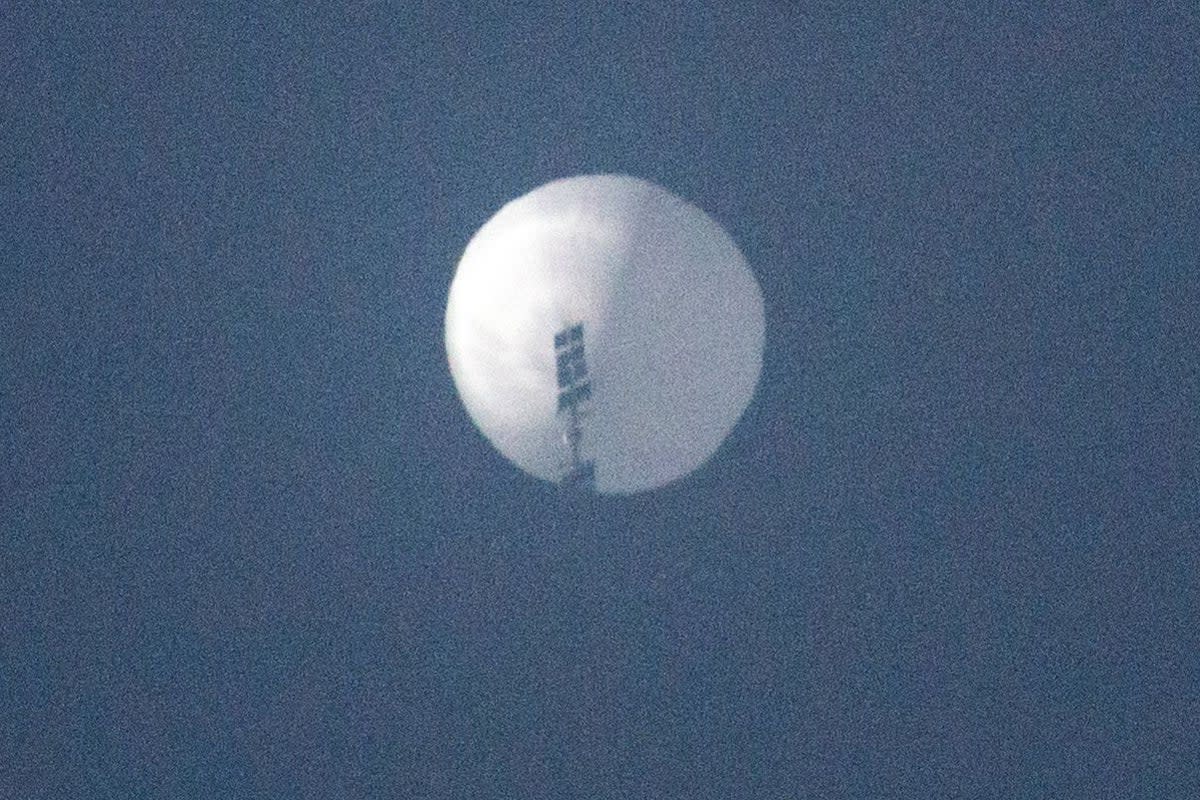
[554,323,596,491]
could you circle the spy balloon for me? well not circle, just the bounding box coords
[445,174,764,494]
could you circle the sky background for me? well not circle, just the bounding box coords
[2,2,1198,798]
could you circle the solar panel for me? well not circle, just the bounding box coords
[554,323,584,350]
[556,347,588,388]
[557,381,592,412]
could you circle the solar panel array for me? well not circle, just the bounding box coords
[554,323,595,491]
[554,323,592,412]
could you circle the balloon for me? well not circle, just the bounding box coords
[445,175,764,494]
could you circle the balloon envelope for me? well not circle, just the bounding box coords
[445,174,764,494]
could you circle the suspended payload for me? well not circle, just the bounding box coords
[444,174,764,494]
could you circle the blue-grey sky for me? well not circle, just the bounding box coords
[3,3,1197,798]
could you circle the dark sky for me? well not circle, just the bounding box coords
[3,3,1198,798]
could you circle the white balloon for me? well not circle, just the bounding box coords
[445,175,764,494]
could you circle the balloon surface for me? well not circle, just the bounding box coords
[445,174,764,494]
